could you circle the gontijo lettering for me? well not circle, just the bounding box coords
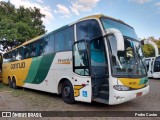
[10,62,25,69]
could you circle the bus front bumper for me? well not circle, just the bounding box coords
[109,85,149,105]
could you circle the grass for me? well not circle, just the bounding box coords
[0,82,62,111]
[0,82,12,92]
[0,82,27,97]
[12,89,26,97]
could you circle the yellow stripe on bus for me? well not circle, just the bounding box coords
[2,58,32,86]
[118,78,145,89]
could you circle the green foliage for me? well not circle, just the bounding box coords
[142,44,155,57]
[0,1,46,51]
[142,37,160,58]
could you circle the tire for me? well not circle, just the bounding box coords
[62,81,75,104]
[12,78,17,89]
[8,78,12,88]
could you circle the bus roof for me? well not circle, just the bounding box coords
[4,14,133,54]
[79,14,133,28]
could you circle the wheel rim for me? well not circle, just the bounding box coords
[63,86,71,98]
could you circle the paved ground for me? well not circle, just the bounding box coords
[0,79,159,120]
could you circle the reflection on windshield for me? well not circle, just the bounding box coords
[101,17,138,40]
[108,35,146,77]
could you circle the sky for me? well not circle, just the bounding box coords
[1,0,160,39]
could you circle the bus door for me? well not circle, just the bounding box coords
[73,40,92,103]
[89,37,109,102]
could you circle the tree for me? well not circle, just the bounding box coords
[0,1,46,51]
[142,44,155,57]
[142,37,160,57]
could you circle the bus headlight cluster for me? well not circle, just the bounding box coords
[113,85,129,91]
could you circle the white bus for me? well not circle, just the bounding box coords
[144,39,160,78]
[145,57,155,78]
[2,14,149,105]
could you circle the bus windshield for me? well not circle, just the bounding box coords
[101,17,138,40]
[107,35,146,78]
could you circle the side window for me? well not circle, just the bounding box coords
[12,50,16,61]
[8,52,12,62]
[43,34,55,54]
[55,26,74,52]
[73,41,89,76]
[3,53,9,63]
[16,48,23,60]
[30,43,37,57]
[55,30,65,52]
[49,34,55,53]
[65,26,74,50]
[77,20,102,41]
[37,38,46,56]
[23,45,31,59]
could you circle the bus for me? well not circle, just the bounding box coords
[145,57,155,78]
[143,39,160,78]
[2,14,149,105]
[150,56,160,78]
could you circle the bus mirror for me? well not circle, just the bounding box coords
[106,28,124,51]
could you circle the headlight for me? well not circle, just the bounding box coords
[113,85,129,91]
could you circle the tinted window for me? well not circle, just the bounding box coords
[66,26,74,50]
[73,41,89,76]
[16,48,23,60]
[101,18,138,40]
[23,46,31,59]
[12,50,17,61]
[77,20,102,41]
[30,43,37,57]
[55,30,65,52]
[55,26,74,52]
[43,34,55,54]
[3,53,9,63]
[37,38,46,56]
[154,57,160,72]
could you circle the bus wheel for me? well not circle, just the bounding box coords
[62,81,75,104]
[12,78,17,89]
[8,78,12,88]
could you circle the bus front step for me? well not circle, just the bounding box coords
[93,98,108,104]
[99,84,109,91]
[99,91,109,99]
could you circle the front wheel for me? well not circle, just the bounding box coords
[62,81,75,104]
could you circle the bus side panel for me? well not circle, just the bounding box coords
[2,59,32,86]
[2,63,10,84]
[23,52,73,94]
[23,53,56,93]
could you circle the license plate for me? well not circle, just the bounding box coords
[136,92,142,97]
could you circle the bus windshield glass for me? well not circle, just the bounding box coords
[101,17,138,40]
[108,35,147,78]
